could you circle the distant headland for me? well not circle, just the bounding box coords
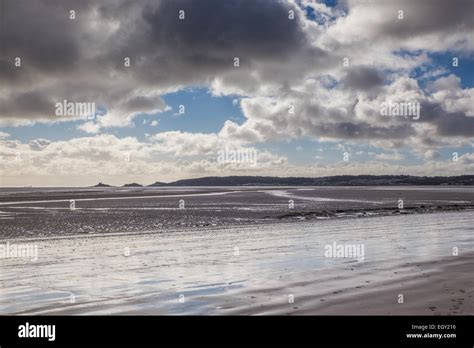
[91,175,474,187]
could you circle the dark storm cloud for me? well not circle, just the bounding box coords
[119,95,167,114]
[342,66,384,91]
[0,0,107,122]
[436,115,474,137]
[143,0,306,58]
[124,0,327,88]
[0,90,55,118]
[0,0,95,73]
[420,102,474,137]
[0,0,320,124]
[313,122,416,140]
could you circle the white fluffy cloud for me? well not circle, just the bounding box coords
[1,133,473,186]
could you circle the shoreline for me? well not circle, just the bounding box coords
[0,208,472,244]
[277,203,474,222]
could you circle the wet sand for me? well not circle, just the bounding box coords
[223,254,474,315]
[1,210,473,315]
[1,186,473,238]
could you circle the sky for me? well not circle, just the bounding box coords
[0,0,474,186]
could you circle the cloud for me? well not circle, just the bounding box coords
[150,131,223,156]
[1,133,473,187]
[0,0,332,128]
[1,0,474,184]
[327,0,474,53]
[424,149,442,161]
[427,75,474,116]
[77,121,101,134]
[0,133,287,186]
[342,66,384,91]
[29,139,52,151]
[2,0,472,135]
[221,73,474,153]
[374,152,405,161]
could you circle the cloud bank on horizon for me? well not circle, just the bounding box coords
[1,0,474,186]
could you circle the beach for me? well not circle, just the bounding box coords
[1,186,473,238]
[1,186,473,315]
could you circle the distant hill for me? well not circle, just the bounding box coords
[148,181,167,187]
[93,182,112,187]
[149,175,474,186]
[123,183,143,187]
